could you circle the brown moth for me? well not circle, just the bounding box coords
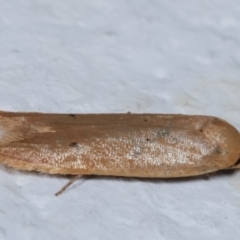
[0,111,239,181]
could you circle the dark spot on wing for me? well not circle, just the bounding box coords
[215,147,228,155]
[69,114,76,119]
[216,147,222,154]
[69,142,78,147]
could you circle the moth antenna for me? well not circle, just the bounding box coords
[55,175,82,196]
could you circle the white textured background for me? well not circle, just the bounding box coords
[0,1,240,239]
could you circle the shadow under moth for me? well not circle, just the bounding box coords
[0,111,239,195]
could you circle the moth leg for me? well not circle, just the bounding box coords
[55,175,82,196]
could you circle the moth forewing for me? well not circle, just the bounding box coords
[0,112,239,178]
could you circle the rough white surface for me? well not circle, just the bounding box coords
[0,0,240,239]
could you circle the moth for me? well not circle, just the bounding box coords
[0,111,239,195]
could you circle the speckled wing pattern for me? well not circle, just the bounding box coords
[0,112,239,177]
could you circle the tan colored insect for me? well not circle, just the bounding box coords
[0,111,239,195]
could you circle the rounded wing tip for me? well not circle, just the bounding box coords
[203,117,240,168]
